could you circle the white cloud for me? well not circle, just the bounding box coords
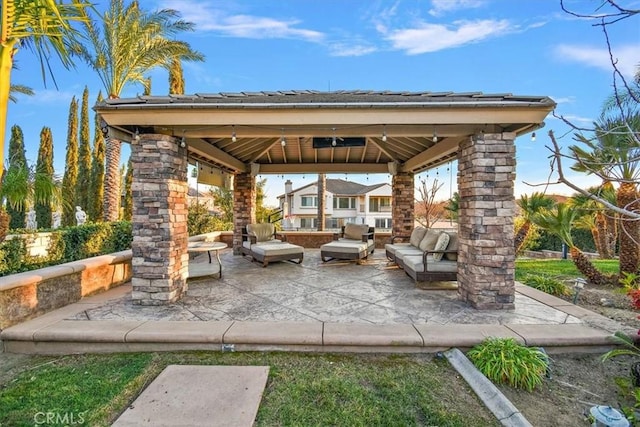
[25,89,76,105]
[328,42,377,57]
[386,19,514,54]
[429,0,486,16]
[159,0,324,42]
[555,44,640,79]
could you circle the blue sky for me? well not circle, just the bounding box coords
[6,0,640,207]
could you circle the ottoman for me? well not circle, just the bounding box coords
[248,242,304,267]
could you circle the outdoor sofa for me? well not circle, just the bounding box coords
[385,226,458,283]
[241,223,304,267]
[320,224,375,264]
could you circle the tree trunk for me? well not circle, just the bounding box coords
[514,221,531,255]
[617,182,640,276]
[569,246,610,286]
[594,212,614,259]
[0,42,16,179]
[103,138,122,221]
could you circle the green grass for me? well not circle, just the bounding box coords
[0,352,500,427]
[515,258,619,282]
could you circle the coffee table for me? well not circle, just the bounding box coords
[187,241,227,279]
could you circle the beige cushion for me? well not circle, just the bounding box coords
[247,223,275,242]
[445,232,458,261]
[403,255,457,273]
[418,229,440,251]
[432,232,450,262]
[250,242,303,257]
[321,240,370,254]
[344,223,369,240]
[409,227,427,247]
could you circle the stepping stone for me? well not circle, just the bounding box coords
[113,365,269,427]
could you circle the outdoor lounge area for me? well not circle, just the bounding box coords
[0,247,625,355]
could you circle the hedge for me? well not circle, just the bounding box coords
[0,221,132,277]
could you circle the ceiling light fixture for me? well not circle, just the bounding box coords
[382,125,387,142]
[231,125,237,142]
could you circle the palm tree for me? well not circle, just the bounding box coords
[76,0,204,221]
[514,193,555,255]
[570,113,640,276]
[568,186,617,259]
[0,0,89,178]
[532,203,613,286]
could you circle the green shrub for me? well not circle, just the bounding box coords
[531,228,596,253]
[467,338,549,392]
[521,274,571,297]
[188,202,231,235]
[0,221,132,276]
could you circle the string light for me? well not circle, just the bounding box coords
[531,132,536,142]
[382,125,387,142]
[231,125,237,142]
[280,128,286,147]
[332,128,337,147]
[432,127,438,143]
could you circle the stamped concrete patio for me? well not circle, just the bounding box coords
[1,248,627,355]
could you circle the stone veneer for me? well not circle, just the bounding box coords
[457,132,516,309]
[130,134,189,305]
[391,172,415,239]
[233,172,256,255]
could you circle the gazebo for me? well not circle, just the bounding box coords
[95,90,556,309]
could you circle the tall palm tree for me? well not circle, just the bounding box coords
[568,185,617,259]
[76,0,204,221]
[570,113,640,276]
[532,203,613,286]
[0,0,89,178]
[514,192,555,255]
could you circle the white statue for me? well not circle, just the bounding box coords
[75,206,87,226]
[26,209,37,230]
[52,212,61,229]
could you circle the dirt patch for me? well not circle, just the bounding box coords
[496,283,640,426]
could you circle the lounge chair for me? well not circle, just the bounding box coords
[320,224,375,264]
[241,223,304,267]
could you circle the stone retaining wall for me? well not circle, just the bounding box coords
[0,250,132,330]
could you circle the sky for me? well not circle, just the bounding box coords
[6,0,640,207]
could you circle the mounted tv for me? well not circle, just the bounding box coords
[312,137,366,148]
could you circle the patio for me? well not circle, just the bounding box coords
[0,249,625,355]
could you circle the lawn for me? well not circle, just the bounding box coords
[515,258,619,281]
[0,352,499,427]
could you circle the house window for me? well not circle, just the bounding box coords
[333,197,356,209]
[300,217,317,229]
[301,196,318,207]
[370,197,391,212]
[375,218,393,229]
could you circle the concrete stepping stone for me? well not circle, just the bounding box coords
[113,365,269,427]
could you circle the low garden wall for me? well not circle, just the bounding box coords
[0,250,132,330]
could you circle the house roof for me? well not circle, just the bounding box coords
[278,178,389,199]
[95,90,555,177]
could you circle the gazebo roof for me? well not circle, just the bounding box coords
[95,90,555,176]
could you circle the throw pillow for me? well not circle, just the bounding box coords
[419,229,440,251]
[445,232,458,261]
[432,232,450,262]
[409,227,427,247]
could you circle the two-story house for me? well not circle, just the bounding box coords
[278,178,392,230]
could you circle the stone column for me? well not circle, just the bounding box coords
[457,132,516,309]
[317,173,326,231]
[130,134,189,305]
[391,171,414,239]
[233,172,256,255]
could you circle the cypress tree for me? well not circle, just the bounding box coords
[35,127,55,228]
[76,86,92,212]
[168,59,184,95]
[5,125,28,229]
[89,91,105,222]
[122,157,133,221]
[61,97,79,226]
